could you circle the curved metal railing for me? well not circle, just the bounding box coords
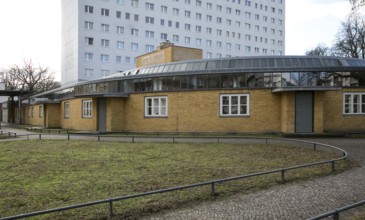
[0,132,349,220]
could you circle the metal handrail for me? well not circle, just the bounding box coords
[0,134,348,220]
[308,199,365,220]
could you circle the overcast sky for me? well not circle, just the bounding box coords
[0,0,359,81]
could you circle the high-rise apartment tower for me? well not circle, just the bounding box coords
[61,0,285,85]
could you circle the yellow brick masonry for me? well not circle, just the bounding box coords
[22,89,365,133]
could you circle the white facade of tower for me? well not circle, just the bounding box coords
[61,0,285,85]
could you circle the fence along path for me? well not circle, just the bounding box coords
[0,128,359,220]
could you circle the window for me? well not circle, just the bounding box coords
[196,25,201,33]
[216,41,222,48]
[100,54,109,62]
[145,30,154,38]
[131,43,138,51]
[196,0,202,6]
[206,27,212,34]
[196,13,202,20]
[64,102,70,118]
[184,36,191,44]
[85,5,93,13]
[101,8,109,16]
[220,94,249,116]
[145,45,154,52]
[117,26,124,34]
[145,97,168,117]
[343,93,365,114]
[161,5,167,13]
[85,68,93,76]
[101,24,110,32]
[145,16,154,24]
[82,100,92,118]
[101,39,109,47]
[131,0,138,7]
[160,19,165,26]
[185,10,191,18]
[116,11,122,18]
[117,41,125,49]
[207,15,212,22]
[173,35,179,42]
[116,56,122,63]
[117,0,124,4]
[134,14,139,21]
[196,38,202,45]
[85,21,94,30]
[131,28,138,36]
[173,8,179,15]
[145,2,154,10]
[85,37,93,45]
[217,5,222,11]
[206,40,212,47]
[161,33,168,40]
[84,53,93,61]
[101,70,109,77]
[185,23,191,31]
[125,56,131,64]
[39,106,43,118]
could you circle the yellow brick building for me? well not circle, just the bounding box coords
[22,45,365,134]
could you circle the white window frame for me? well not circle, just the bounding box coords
[82,100,92,118]
[145,96,168,117]
[220,94,250,116]
[343,93,365,115]
[64,102,70,118]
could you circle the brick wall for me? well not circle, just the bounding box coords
[323,89,365,132]
[60,98,97,131]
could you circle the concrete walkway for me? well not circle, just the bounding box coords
[142,139,365,220]
[1,126,365,219]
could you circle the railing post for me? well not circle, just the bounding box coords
[266,138,268,145]
[281,170,285,182]
[27,134,29,140]
[132,136,135,143]
[217,137,220,143]
[68,134,70,140]
[172,137,175,143]
[109,200,113,217]
[313,143,317,150]
[331,161,336,172]
[39,134,41,140]
[211,182,216,195]
[333,211,339,220]
[98,136,100,142]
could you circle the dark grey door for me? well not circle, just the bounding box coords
[98,98,107,132]
[295,92,313,133]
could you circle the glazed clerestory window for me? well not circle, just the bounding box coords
[145,97,168,117]
[220,94,249,116]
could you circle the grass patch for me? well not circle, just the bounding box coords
[0,140,351,219]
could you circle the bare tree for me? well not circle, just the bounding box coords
[333,13,365,59]
[305,43,333,56]
[349,0,365,10]
[2,59,60,96]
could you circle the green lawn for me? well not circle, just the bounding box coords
[0,140,350,219]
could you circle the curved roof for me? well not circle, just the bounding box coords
[103,55,365,81]
[31,56,365,98]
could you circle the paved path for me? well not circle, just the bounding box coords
[1,126,365,219]
[142,138,365,220]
